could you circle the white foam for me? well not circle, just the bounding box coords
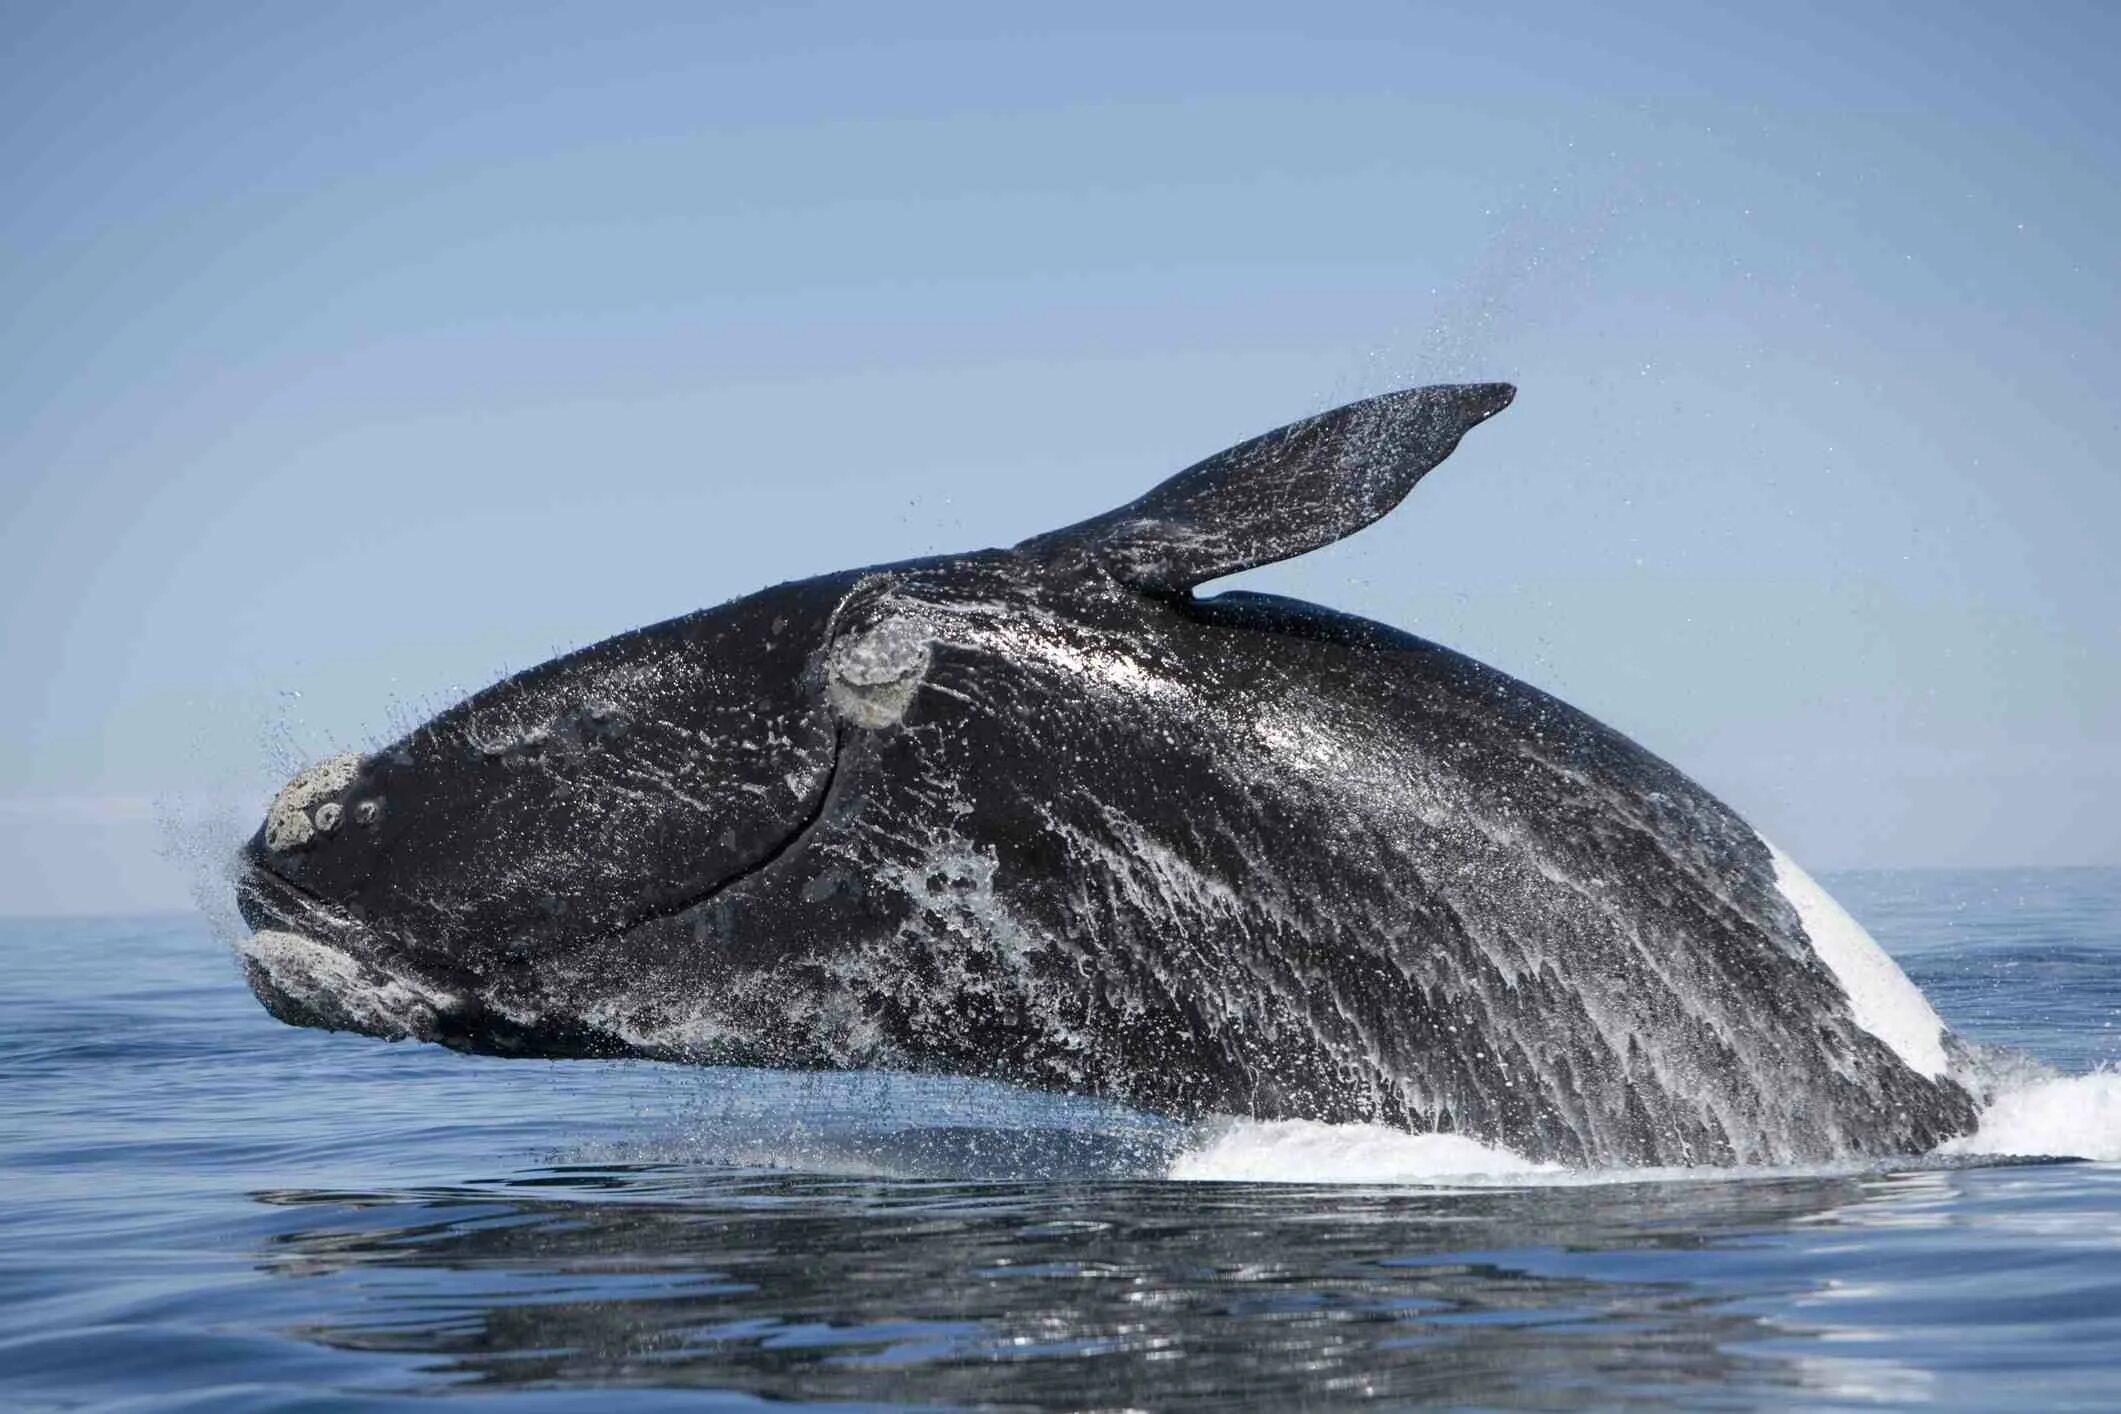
[1940,1070,2121,1162]
[1156,1066,2121,1187]
[1168,1118,1561,1184]
[1766,842,1949,1079]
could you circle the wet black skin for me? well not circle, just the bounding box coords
[238,383,1979,1165]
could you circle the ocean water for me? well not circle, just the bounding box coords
[3,870,2119,1411]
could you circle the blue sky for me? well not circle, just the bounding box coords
[3,1,2116,911]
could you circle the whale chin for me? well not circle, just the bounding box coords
[232,864,630,1061]
[238,925,457,1044]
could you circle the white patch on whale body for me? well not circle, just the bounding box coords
[1766,841,1948,1079]
[236,928,456,1038]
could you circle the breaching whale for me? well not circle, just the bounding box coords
[236,383,1979,1166]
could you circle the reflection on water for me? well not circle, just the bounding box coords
[251,1164,1931,1408]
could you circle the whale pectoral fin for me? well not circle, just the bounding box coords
[1019,382,1515,593]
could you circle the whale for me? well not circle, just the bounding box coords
[235,382,1980,1167]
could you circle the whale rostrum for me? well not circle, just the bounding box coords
[237,382,1979,1167]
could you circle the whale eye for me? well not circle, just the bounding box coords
[313,802,343,834]
[353,798,382,827]
[826,616,932,729]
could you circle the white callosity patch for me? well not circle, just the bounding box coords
[237,929,458,1039]
[263,753,361,852]
[1766,841,1949,1079]
[826,616,932,728]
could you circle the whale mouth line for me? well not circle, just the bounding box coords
[236,861,406,971]
[605,725,850,943]
[235,869,638,1059]
[234,865,465,1043]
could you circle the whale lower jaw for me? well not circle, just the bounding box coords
[236,926,650,1059]
[233,865,635,1059]
[234,862,454,1043]
[237,928,457,1043]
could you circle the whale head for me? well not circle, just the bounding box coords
[235,568,862,1055]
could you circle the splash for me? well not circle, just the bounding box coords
[1170,1118,1559,1184]
[1941,1069,2121,1163]
[156,790,265,946]
[1163,1065,2121,1185]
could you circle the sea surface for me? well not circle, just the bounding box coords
[4,869,2119,1411]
